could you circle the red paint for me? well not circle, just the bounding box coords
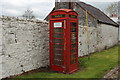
[49,9,78,73]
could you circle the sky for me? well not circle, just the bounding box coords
[0,0,119,20]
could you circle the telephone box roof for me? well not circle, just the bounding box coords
[50,9,77,14]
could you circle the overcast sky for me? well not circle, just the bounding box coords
[0,0,119,20]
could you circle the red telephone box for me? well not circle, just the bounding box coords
[49,9,78,73]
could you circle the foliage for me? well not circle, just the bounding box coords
[106,2,118,16]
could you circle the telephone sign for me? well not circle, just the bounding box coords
[54,22,62,27]
[52,14,65,18]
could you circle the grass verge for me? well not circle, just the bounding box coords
[15,45,119,78]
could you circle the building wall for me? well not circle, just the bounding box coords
[73,3,118,56]
[74,3,101,56]
[0,16,49,78]
[98,24,118,49]
[78,26,97,56]
[78,23,118,56]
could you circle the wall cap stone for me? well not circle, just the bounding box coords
[0,16,48,24]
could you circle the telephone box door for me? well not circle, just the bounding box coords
[50,20,66,72]
[68,20,78,72]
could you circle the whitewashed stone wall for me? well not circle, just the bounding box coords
[78,26,97,56]
[0,16,119,79]
[0,16,49,79]
[98,24,118,50]
[78,24,118,56]
[0,18,2,79]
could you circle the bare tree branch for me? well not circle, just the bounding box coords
[106,2,118,17]
[22,9,35,19]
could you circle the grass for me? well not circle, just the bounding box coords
[15,45,119,79]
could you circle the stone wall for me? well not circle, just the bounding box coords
[78,26,97,56]
[0,16,119,79]
[0,16,49,78]
[97,24,118,50]
[0,18,2,79]
[78,23,118,56]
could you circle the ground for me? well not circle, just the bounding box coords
[8,45,119,79]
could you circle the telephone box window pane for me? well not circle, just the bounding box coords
[71,44,76,48]
[71,28,76,32]
[53,49,63,59]
[53,39,64,43]
[71,33,76,39]
[71,59,76,64]
[71,54,76,59]
[71,22,76,32]
[53,44,64,49]
[53,60,63,66]
[54,22,62,28]
[71,22,76,28]
[53,49,63,54]
[71,39,76,43]
[54,55,63,60]
[71,33,76,43]
[53,34,64,38]
[54,28,63,33]
[71,54,77,64]
[53,49,64,65]
[71,49,76,53]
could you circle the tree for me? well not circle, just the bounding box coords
[118,1,120,20]
[106,2,118,17]
[22,9,35,19]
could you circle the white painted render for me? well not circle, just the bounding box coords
[78,24,118,56]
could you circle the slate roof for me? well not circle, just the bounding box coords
[76,2,118,27]
[44,2,119,27]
